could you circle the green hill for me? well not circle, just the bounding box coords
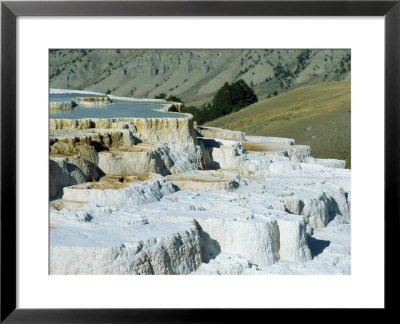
[205,82,351,168]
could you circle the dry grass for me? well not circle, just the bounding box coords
[206,82,351,168]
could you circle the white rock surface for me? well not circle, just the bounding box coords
[157,189,313,264]
[166,170,245,191]
[62,174,176,207]
[49,122,351,275]
[192,253,260,275]
[196,126,246,141]
[193,217,351,275]
[196,214,281,267]
[307,157,346,169]
[50,116,198,145]
[50,209,202,275]
[97,143,201,176]
[201,139,248,170]
[245,135,295,145]
[252,217,351,275]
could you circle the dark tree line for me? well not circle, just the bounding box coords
[181,79,258,125]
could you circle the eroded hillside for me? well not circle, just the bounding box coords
[49,49,350,106]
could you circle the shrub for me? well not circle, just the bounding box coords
[166,95,183,103]
[154,93,167,99]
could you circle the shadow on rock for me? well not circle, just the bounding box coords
[307,236,330,258]
[200,231,221,263]
[194,221,221,263]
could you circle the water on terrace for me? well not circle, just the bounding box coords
[49,92,186,119]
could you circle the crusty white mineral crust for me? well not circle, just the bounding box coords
[166,170,245,191]
[196,126,246,141]
[50,210,202,275]
[97,143,202,176]
[62,174,176,207]
[306,157,346,169]
[49,123,351,275]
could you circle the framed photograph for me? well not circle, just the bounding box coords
[1,0,398,321]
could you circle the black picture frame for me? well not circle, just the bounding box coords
[1,0,398,322]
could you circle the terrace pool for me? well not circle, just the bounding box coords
[49,91,187,119]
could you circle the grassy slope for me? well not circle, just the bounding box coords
[206,82,351,168]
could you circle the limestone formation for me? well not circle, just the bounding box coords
[49,114,351,275]
[49,116,198,145]
[50,214,202,275]
[62,174,176,207]
[166,170,245,191]
[196,126,246,141]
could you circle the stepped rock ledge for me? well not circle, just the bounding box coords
[50,114,351,275]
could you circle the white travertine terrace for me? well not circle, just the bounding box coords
[49,115,350,275]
